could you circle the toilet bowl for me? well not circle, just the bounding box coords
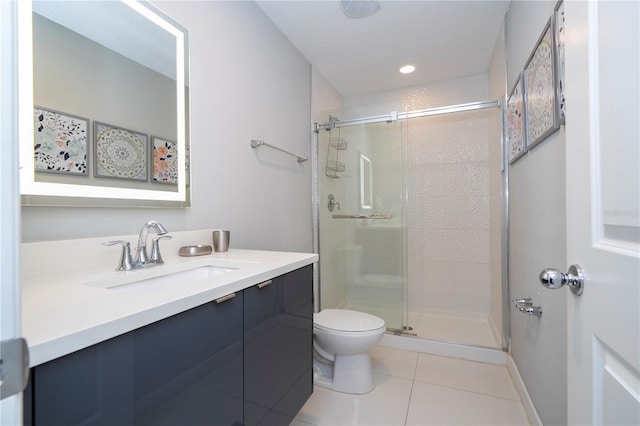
[313,309,386,394]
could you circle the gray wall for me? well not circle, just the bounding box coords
[507,1,567,425]
[22,1,313,254]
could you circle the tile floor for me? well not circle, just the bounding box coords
[293,345,530,426]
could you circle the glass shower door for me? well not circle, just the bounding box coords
[318,118,406,332]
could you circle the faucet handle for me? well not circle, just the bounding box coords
[102,240,133,271]
[150,235,172,264]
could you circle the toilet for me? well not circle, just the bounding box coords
[313,309,386,394]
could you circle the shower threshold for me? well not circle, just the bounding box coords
[386,327,417,337]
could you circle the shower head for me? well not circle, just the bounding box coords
[340,0,382,19]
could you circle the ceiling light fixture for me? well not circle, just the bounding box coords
[341,0,382,19]
[399,65,416,74]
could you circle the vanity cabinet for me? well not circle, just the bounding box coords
[244,265,313,425]
[24,265,313,426]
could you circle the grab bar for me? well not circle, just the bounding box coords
[332,214,392,219]
[250,140,308,163]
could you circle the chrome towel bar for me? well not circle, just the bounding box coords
[250,140,308,163]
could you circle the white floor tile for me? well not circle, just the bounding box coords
[296,373,413,425]
[301,345,529,426]
[406,381,530,426]
[414,353,520,401]
[371,345,419,380]
[290,418,316,426]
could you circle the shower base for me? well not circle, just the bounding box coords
[341,302,501,349]
[407,310,501,348]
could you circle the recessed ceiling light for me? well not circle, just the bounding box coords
[399,65,416,74]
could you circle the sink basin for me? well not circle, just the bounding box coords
[83,264,236,289]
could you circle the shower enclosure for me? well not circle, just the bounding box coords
[314,101,506,350]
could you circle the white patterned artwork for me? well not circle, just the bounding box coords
[508,75,527,164]
[94,122,147,181]
[555,0,566,122]
[524,19,559,149]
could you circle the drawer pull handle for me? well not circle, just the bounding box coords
[257,280,273,289]
[215,293,236,304]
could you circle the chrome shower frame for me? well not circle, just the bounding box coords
[312,98,511,353]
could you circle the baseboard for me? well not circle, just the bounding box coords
[507,355,543,426]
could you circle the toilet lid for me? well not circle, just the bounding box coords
[314,309,385,332]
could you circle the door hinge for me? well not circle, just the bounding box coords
[0,338,29,400]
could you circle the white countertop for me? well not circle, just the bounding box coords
[21,230,317,367]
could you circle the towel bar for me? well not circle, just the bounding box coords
[250,140,308,163]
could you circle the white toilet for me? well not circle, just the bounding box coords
[313,309,386,394]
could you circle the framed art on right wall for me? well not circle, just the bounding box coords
[507,73,527,164]
[524,18,560,150]
[554,0,566,123]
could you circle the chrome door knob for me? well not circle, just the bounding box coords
[539,264,585,296]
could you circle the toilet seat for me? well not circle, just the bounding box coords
[314,309,385,333]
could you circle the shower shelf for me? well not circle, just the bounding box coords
[329,137,348,150]
[325,131,347,178]
[326,161,346,173]
[332,214,392,219]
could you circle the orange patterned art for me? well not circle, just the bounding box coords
[507,74,526,164]
[152,137,178,184]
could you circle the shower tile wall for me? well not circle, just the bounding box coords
[345,74,498,323]
[407,111,491,315]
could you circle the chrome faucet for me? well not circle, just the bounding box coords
[102,220,171,271]
[134,220,168,266]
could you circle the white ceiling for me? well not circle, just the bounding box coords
[256,1,510,98]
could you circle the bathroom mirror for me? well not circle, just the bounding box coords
[19,0,190,207]
[359,153,372,210]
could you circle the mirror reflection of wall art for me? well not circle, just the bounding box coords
[507,74,526,164]
[554,0,566,123]
[524,19,559,149]
[94,122,147,181]
[34,107,88,175]
[152,136,177,184]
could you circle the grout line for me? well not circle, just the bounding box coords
[403,376,416,426]
[412,378,523,403]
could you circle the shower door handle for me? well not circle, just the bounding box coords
[539,264,585,296]
[328,194,340,212]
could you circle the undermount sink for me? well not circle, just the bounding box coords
[83,263,237,289]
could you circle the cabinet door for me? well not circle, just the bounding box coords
[27,293,244,426]
[134,292,244,426]
[244,265,313,426]
[28,332,136,426]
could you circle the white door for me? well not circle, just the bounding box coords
[0,0,24,424]
[565,1,640,425]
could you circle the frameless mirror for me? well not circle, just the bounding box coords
[359,153,372,210]
[19,0,190,207]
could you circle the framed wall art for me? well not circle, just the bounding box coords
[94,122,148,181]
[554,0,566,123]
[34,107,88,175]
[152,136,178,184]
[507,73,527,164]
[524,18,559,149]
